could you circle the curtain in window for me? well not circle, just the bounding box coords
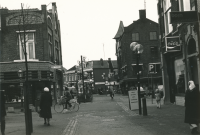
[28,42,34,59]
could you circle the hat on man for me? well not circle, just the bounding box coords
[44,87,49,92]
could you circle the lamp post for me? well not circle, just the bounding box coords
[18,69,24,112]
[74,70,78,99]
[130,42,143,115]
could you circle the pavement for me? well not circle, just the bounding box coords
[3,94,199,135]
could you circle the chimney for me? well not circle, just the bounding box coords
[139,10,146,19]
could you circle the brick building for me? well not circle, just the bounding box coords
[113,10,162,95]
[64,59,118,94]
[157,0,200,105]
[0,3,63,105]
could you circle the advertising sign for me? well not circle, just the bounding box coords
[165,36,181,52]
[149,63,160,74]
[170,11,198,23]
[128,87,138,110]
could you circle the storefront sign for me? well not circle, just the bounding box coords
[51,65,62,69]
[128,87,138,110]
[149,63,160,74]
[170,11,198,23]
[165,36,181,52]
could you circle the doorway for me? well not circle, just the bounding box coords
[188,56,199,85]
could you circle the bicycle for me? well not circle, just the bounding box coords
[54,97,79,113]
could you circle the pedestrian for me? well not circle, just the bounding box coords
[63,87,72,113]
[0,90,6,135]
[184,80,200,134]
[39,87,52,126]
[109,86,114,99]
[155,89,161,108]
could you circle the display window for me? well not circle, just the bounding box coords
[174,58,185,94]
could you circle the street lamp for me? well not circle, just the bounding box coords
[18,69,24,112]
[130,42,143,115]
[74,70,78,99]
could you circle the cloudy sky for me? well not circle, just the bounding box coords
[1,0,158,69]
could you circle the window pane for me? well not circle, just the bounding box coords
[28,42,34,59]
[21,46,25,60]
[28,33,33,40]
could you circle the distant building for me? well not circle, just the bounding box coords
[64,59,118,94]
[0,3,63,105]
[113,10,162,95]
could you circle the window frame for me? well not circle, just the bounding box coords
[18,32,36,60]
[163,0,172,35]
[149,31,157,40]
[132,32,139,42]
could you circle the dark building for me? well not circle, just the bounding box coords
[157,0,200,105]
[113,10,162,95]
[64,59,118,94]
[0,3,63,106]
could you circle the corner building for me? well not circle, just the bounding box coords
[113,10,162,95]
[0,3,63,106]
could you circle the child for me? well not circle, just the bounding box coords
[155,89,161,108]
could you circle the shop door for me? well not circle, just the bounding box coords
[188,56,199,85]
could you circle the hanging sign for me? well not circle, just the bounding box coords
[170,11,198,23]
[165,36,181,52]
[149,63,160,74]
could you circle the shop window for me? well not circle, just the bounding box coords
[187,38,196,55]
[174,58,185,94]
[132,33,139,41]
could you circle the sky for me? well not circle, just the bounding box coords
[1,0,158,70]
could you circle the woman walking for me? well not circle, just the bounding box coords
[184,80,200,134]
[40,87,52,126]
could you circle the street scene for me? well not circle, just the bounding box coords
[1,0,200,135]
[3,94,190,135]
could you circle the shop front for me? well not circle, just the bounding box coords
[163,24,200,106]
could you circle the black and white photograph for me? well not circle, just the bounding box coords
[0,0,200,135]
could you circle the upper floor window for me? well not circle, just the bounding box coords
[150,32,157,40]
[48,33,53,62]
[150,46,158,58]
[178,0,191,11]
[163,0,172,35]
[18,32,35,60]
[55,40,60,64]
[132,33,139,41]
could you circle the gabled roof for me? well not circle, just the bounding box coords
[67,65,76,71]
[113,21,124,39]
[124,18,158,33]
